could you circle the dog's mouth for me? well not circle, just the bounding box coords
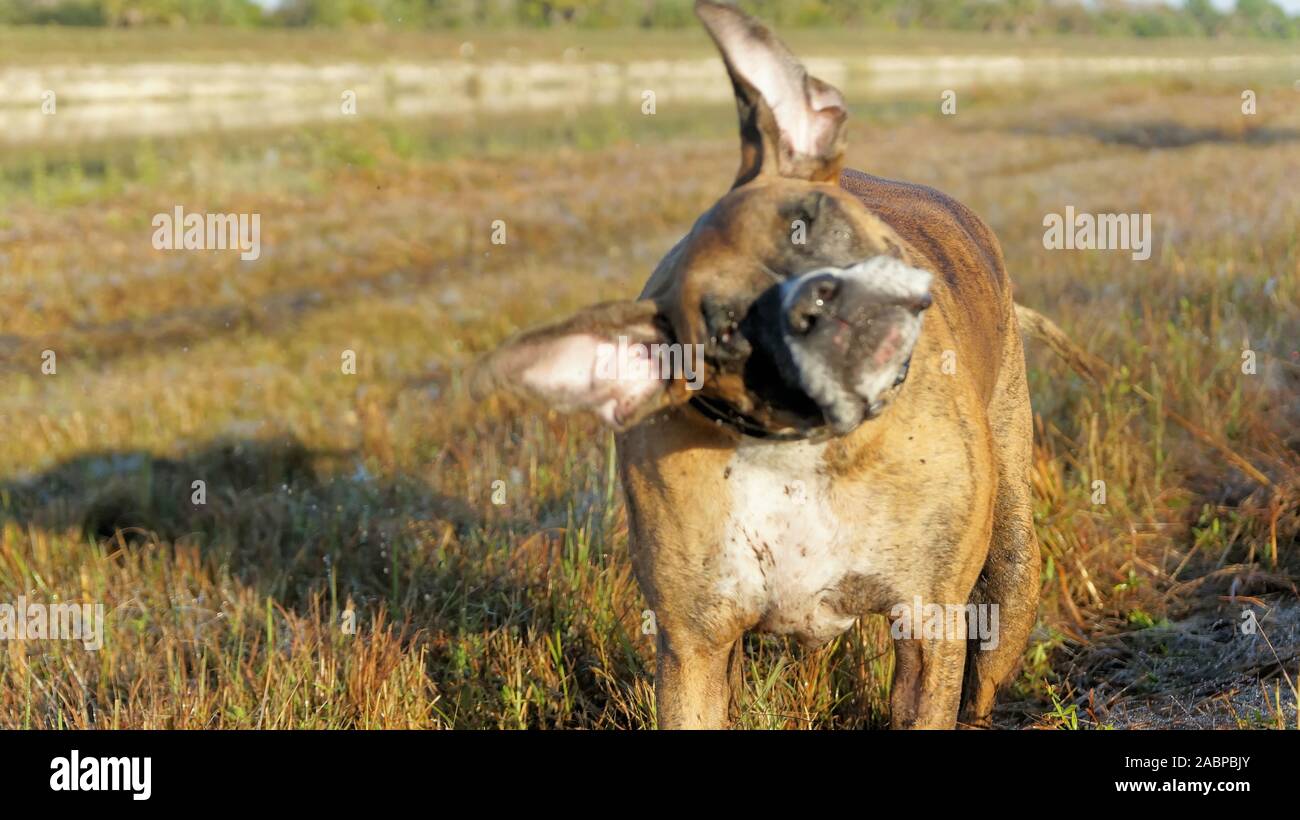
[788,309,926,435]
[690,370,828,441]
[692,350,917,441]
[776,258,932,435]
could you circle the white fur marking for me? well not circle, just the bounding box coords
[781,257,933,311]
[717,440,862,643]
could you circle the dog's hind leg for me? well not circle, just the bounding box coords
[959,332,1041,728]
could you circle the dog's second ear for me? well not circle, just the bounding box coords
[696,0,847,186]
[470,300,690,432]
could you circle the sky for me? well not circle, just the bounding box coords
[1199,0,1300,12]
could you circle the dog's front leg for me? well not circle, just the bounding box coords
[890,637,966,729]
[655,629,743,729]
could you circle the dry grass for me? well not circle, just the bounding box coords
[0,66,1297,728]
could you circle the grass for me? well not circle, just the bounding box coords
[0,52,1297,728]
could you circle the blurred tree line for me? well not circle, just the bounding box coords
[2,0,1297,38]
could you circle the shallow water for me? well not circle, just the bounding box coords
[4,52,1298,146]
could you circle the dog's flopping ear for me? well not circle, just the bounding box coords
[696,0,847,186]
[469,300,692,431]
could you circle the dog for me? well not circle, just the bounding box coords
[472,0,1041,729]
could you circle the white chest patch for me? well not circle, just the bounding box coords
[716,439,866,643]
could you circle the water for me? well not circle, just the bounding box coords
[4,53,1297,146]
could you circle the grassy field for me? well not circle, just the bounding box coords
[0,34,1298,728]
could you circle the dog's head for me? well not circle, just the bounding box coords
[473,0,933,438]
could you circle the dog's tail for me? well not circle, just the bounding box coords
[1013,302,1272,487]
[1013,303,1107,385]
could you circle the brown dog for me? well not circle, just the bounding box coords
[473,0,1040,729]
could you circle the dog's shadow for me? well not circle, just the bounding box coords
[0,436,502,611]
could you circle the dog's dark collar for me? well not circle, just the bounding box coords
[688,394,810,441]
[894,355,911,386]
[688,355,913,441]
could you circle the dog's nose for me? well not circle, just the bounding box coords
[908,292,933,314]
[784,273,840,335]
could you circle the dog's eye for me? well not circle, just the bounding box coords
[707,307,738,343]
[702,301,748,360]
[783,190,827,229]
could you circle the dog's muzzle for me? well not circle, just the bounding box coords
[779,257,933,434]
